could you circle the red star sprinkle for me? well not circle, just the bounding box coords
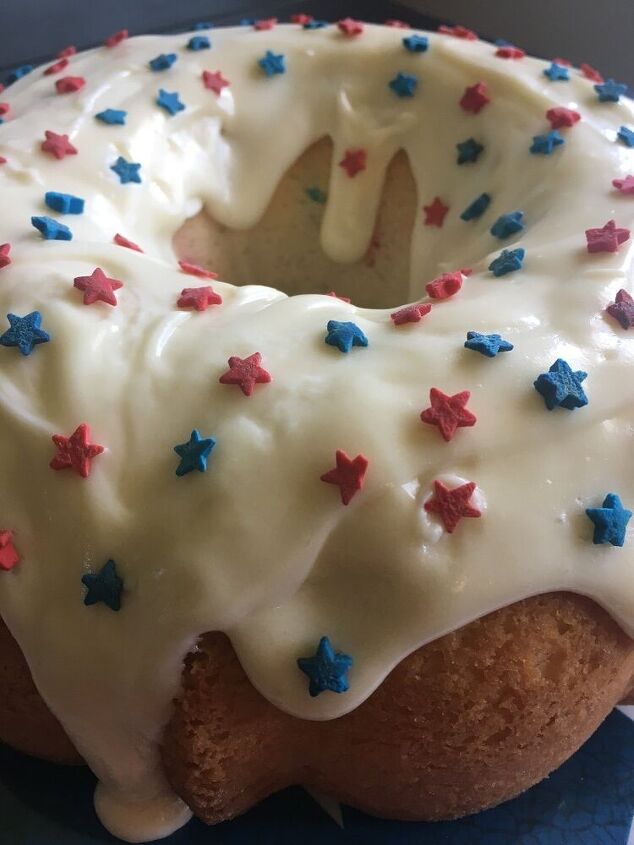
[426,271,463,299]
[552,56,572,67]
[606,289,634,329]
[0,157,6,165]
[0,531,20,572]
[177,286,222,311]
[384,19,410,28]
[546,107,581,129]
[105,29,128,47]
[114,233,143,252]
[44,57,69,75]
[41,130,77,159]
[178,259,218,279]
[327,291,352,303]
[613,175,634,195]
[339,148,367,178]
[580,63,604,83]
[254,17,277,30]
[460,82,490,114]
[50,423,105,478]
[58,45,77,58]
[55,76,86,94]
[220,352,271,396]
[73,267,123,306]
[0,103,9,118]
[423,197,449,227]
[338,17,364,37]
[439,24,477,39]
[585,219,631,254]
[495,45,525,59]
[424,480,481,533]
[420,388,476,441]
[320,450,369,505]
[391,303,431,325]
[291,14,314,25]
[202,70,230,95]
[0,243,11,269]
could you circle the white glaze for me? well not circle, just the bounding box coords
[0,22,632,843]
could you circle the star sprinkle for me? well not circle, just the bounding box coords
[460,82,490,114]
[439,24,477,40]
[324,320,368,353]
[0,243,11,269]
[114,233,143,252]
[44,58,69,75]
[104,29,128,48]
[45,191,84,214]
[390,303,432,325]
[0,311,50,356]
[461,192,491,221]
[174,429,216,476]
[613,175,634,194]
[31,216,72,240]
[149,53,178,72]
[530,130,565,155]
[403,34,429,53]
[5,65,33,86]
[533,358,588,410]
[337,18,364,37]
[543,62,569,81]
[424,480,481,533]
[585,219,630,253]
[595,79,627,103]
[496,45,525,59]
[95,108,127,125]
[617,126,634,147]
[73,267,123,306]
[423,197,449,227]
[389,72,417,97]
[320,450,368,505]
[490,210,524,239]
[82,560,123,611]
[177,286,222,311]
[258,51,285,77]
[202,70,230,95]
[41,130,77,159]
[303,20,328,29]
[456,137,484,164]
[420,388,476,441]
[580,62,604,83]
[464,331,513,357]
[0,531,20,572]
[50,423,104,477]
[291,13,314,25]
[306,186,327,203]
[178,260,218,279]
[187,35,211,50]
[55,76,85,94]
[326,291,351,302]
[194,21,213,29]
[426,271,462,299]
[586,493,632,546]
[254,17,277,30]
[546,107,581,129]
[219,352,272,395]
[489,247,525,276]
[606,289,634,329]
[339,148,367,177]
[298,636,353,697]
[156,89,185,115]
[110,156,141,184]
[57,46,77,58]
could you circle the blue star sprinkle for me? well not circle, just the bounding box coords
[389,72,418,97]
[533,358,588,410]
[530,130,565,155]
[544,62,569,81]
[325,320,368,353]
[82,560,123,611]
[5,64,33,86]
[194,21,213,30]
[595,79,627,103]
[617,125,634,147]
[489,247,525,276]
[0,311,50,356]
[456,138,484,164]
[403,34,429,53]
[31,215,72,240]
[110,156,142,184]
[461,192,491,221]
[174,429,216,477]
[464,331,514,357]
[297,636,353,697]
[149,53,178,72]
[490,210,524,239]
[187,35,211,50]
[586,493,632,546]
[156,88,185,116]
[303,20,328,29]
[259,51,286,77]
[240,18,255,26]
[306,186,327,204]
[95,108,127,125]
[44,191,84,215]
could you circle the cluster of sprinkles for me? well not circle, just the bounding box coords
[0,17,632,702]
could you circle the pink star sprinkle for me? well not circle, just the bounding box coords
[254,18,277,30]
[57,45,76,58]
[114,233,143,252]
[606,289,634,329]
[426,271,463,299]
[105,29,128,47]
[439,24,477,39]
[41,130,77,159]
[581,63,604,83]
[496,45,525,59]
[385,19,410,28]
[44,57,69,75]
[585,219,630,254]
[390,303,431,325]
[219,352,272,396]
[202,70,230,95]
[73,267,123,307]
[613,175,634,194]
[423,197,449,227]
[320,450,369,505]
[50,423,104,478]
[546,107,581,129]
[291,14,313,25]
[339,148,367,177]
[177,286,222,311]
[55,76,85,94]
[552,56,572,66]
[178,260,218,279]
[0,243,11,269]
[0,531,20,572]
[0,157,6,165]
[338,17,364,37]
[460,82,490,114]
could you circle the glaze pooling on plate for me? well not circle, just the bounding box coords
[0,21,632,843]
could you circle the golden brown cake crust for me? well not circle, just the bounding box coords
[2,593,634,823]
